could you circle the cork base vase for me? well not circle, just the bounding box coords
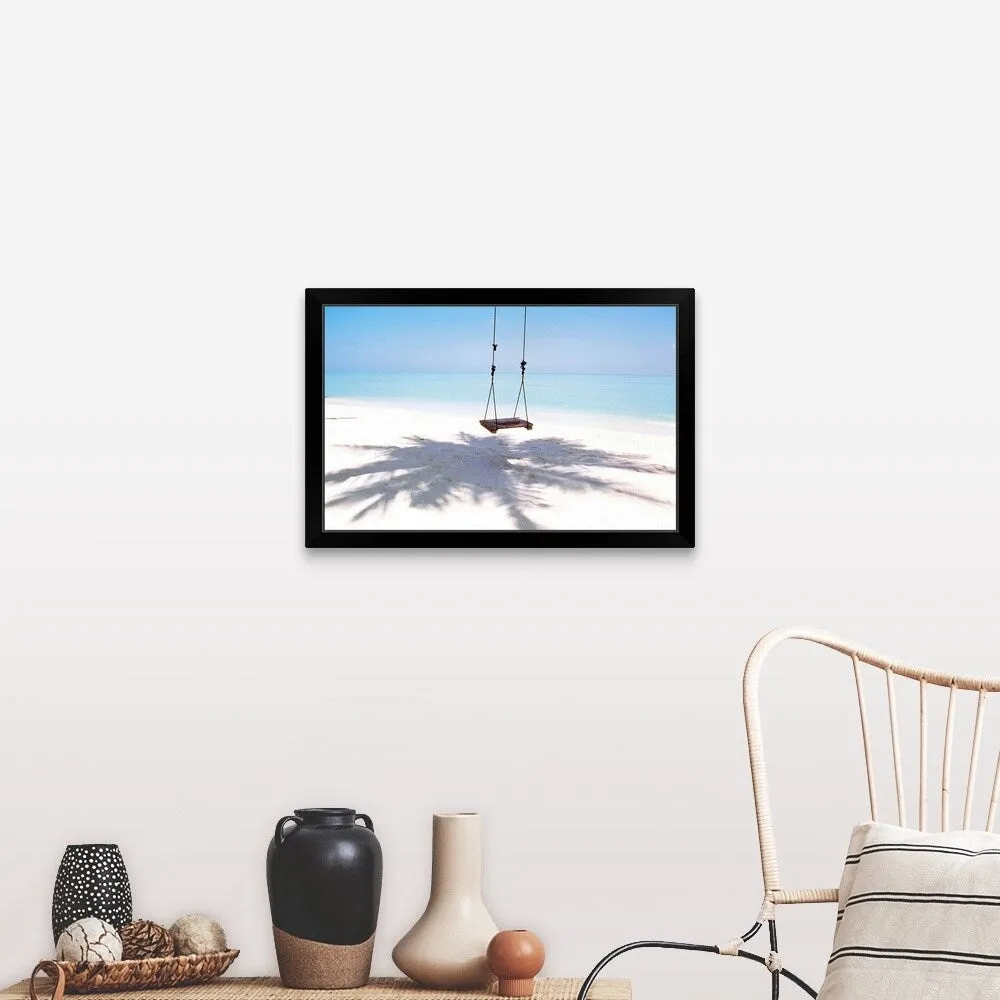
[392,813,499,989]
[267,808,382,989]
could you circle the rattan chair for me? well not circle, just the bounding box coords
[577,625,1000,1000]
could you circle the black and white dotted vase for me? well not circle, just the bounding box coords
[51,844,133,944]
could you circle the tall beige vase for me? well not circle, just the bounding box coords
[392,813,499,989]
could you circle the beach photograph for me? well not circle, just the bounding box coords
[318,301,681,535]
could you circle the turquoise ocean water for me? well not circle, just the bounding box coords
[325,373,675,423]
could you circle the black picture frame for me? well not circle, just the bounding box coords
[305,288,694,548]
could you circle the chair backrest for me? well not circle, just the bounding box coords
[743,626,1000,907]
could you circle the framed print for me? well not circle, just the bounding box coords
[305,289,694,548]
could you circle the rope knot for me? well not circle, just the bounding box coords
[766,951,782,973]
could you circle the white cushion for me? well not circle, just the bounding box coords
[817,821,1000,999]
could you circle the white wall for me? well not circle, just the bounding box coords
[2,2,1000,996]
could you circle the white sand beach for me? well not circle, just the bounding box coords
[324,399,676,531]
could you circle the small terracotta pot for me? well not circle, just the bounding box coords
[486,929,545,997]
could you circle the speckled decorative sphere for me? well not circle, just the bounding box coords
[56,917,124,963]
[169,914,227,956]
[120,920,174,960]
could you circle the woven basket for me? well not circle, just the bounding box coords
[30,951,239,996]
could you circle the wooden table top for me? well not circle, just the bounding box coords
[2,976,631,1000]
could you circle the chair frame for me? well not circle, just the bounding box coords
[577,625,1000,1000]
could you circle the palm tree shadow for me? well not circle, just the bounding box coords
[325,432,674,530]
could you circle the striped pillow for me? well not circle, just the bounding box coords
[818,821,1000,999]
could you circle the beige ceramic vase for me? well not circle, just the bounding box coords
[392,813,499,989]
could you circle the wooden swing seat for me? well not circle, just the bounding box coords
[480,417,533,433]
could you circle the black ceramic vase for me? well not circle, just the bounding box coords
[52,844,133,943]
[267,808,382,989]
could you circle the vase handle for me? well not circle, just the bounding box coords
[355,813,374,831]
[274,815,302,845]
[30,962,65,1000]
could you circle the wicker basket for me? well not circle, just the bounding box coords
[30,951,239,997]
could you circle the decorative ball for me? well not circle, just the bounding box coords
[169,914,227,956]
[55,917,124,963]
[120,920,174,960]
[487,929,545,998]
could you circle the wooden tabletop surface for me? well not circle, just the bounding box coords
[1,977,630,1000]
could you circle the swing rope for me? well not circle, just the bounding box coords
[512,306,529,422]
[481,305,531,431]
[483,305,499,424]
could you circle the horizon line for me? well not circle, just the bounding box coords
[324,370,675,378]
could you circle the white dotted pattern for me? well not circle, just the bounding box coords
[51,845,132,943]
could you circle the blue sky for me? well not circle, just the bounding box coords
[324,305,676,376]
